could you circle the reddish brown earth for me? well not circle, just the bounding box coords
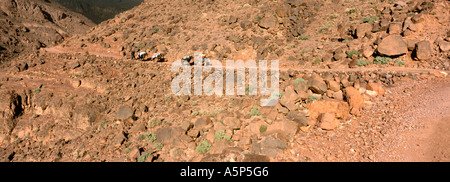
[0,0,95,62]
[0,0,449,162]
[374,78,450,162]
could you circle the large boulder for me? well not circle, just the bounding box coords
[258,16,277,29]
[0,91,22,133]
[308,75,328,94]
[355,23,373,38]
[279,86,298,111]
[285,111,308,127]
[116,106,134,120]
[344,87,363,116]
[414,41,432,61]
[306,99,350,126]
[366,82,385,96]
[318,113,339,130]
[377,35,408,56]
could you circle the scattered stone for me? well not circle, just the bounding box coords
[0,91,22,133]
[72,80,81,88]
[361,44,374,58]
[286,111,308,127]
[156,127,184,145]
[267,119,299,137]
[253,133,287,158]
[209,140,232,154]
[318,113,339,130]
[258,16,277,29]
[344,87,363,116]
[327,80,340,92]
[388,23,402,35]
[242,154,270,162]
[365,90,378,97]
[406,39,418,51]
[411,13,425,24]
[366,82,385,96]
[355,23,372,38]
[240,20,252,30]
[112,131,126,148]
[181,121,193,132]
[194,117,212,129]
[439,41,450,52]
[377,35,408,56]
[73,106,98,130]
[394,1,407,7]
[308,75,328,94]
[294,80,308,93]
[187,129,200,138]
[307,99,349,126]
[332,90,344,100]
[116,106,134,120]
[223,117,241,130]
[296,90,309,101]
[403,17,417,32]
[414,41,432,61]
[70,62,81,69]
[429,70,448,78]
[279,86,298,111]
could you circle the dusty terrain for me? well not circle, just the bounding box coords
[54,0,144,24]
[0,0,449,162]
[0,0,95,62]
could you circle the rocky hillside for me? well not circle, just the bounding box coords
[0,0,95,62]
[59,0,449,70]
[0,0,448,162]
[54,0,144,24]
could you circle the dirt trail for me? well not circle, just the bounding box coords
[375,78,450,162]
[43,46,445,74]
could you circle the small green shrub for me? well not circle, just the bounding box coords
[259,125,267,134]
[274,92,285,99]
[148,117,162,129]
[249,105,261,116]
[256,16,262,21]
[298,35,309,40]
[356,59,370,66]
[374,56,392,65]
[395,59,406,66]
[345,8,358,15]
[294,78,306,86]
[191,110,200,117]
[154,27,159,33]
[125,148,131,154]
[137,42,145,48]
[308,96,320,102]
[137,152,151,162]
[362,16,380,23]
[33,88,41,94]
[100,120,108,128]
[214,130,232,142]
[312,58,322,65]
[329,14,339,19]
[347,50,360,58]
[195,139,212,154]
[139,132,157,142]
[153,143,164,151]
[191,102,198,106]
[86,98,94,104]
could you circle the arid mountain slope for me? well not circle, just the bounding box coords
[59,0,449,70]
[0,0,95,62]
[54,0,144,24]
